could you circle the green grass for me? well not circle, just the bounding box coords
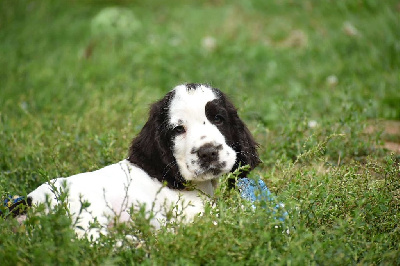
[1,0,399,264]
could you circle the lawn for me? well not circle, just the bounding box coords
[0,0,399,264]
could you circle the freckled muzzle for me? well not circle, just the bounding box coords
[191,143,226,174]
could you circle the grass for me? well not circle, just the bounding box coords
[0,0,399,264]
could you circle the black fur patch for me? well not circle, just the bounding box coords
[185,83,200,90]
[205,92,261,178]
[128,90,187,189]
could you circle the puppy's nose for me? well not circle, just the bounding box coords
[197,143,221,163]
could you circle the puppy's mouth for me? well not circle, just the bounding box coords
[194,161,227,177]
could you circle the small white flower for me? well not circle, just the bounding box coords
[326,75,338,87]
[308,120,318,128]
[202,36,217,51]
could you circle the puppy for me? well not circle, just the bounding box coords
[25,83,260,239]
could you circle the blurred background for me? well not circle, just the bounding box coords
[1,1,398,117]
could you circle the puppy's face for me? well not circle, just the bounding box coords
[169,84,237,181]
[129,83,260,189]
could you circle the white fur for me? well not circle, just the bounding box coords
[28,160,209,240]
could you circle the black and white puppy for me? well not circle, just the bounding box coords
[26,83,260,239]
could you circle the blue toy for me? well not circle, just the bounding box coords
[237,177,287,222]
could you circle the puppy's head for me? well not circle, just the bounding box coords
[128,84,260,189]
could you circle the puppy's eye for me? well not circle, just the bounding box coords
[213,115,224,125]
[173,125,186,134]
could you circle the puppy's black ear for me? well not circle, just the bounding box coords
[128,91,186,189]
[222,93,261,177]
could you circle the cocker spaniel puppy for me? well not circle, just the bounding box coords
[24,83,260,239]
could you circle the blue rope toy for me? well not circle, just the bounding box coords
[237,177,287,222]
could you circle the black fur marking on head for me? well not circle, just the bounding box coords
[185,83,200,91]
[205,89,261,178]
[128,90,187,189]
